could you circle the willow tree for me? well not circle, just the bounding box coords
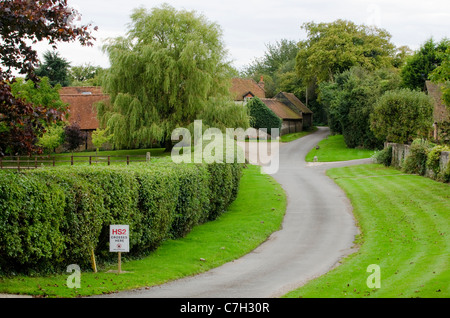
[97,4,232,150]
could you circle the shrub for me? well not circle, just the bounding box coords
[0,161,242,275]
[402,139,434,175]
[427,145,450,180]
[370,88,434,144]
[372,146,392,166]
[426,145,450,177]
[63,123,87,151]
[170,164,210,238]
[0,172,66,274]
[442,160,450,183]
[131,165,180,254]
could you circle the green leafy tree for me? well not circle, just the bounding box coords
[247,97,281,136]
[243,39,299,97]
[9,76,68,112]
[429,47,450,107]
[35,50,71,87]
[69,63,105,86]
[91,128,113,154]
[320,67,401,149]
[294,20,396,126]
[370,88,434,144]
[296,20,396,86]
[36,124,65,153]
[199,97,250,132]
[0,0,96,156]
[10,76,68,153]
[401,38,450,91]
[97,4,232,150]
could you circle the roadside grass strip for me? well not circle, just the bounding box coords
[280,127,318,143]
[305,135,375,162]
[0,164,286,298]
[284,164,449,298]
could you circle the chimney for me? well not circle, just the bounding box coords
[258,75,265,90]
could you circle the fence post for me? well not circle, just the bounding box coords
[89,156,92,165]
[146,152,151,163]
[53,156,55,167]
[17,156,20,171]
[108,156,110,166]
[35,156,37,169]
[71,155,74,166]
[127,155,129,165]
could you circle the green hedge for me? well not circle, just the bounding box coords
[247,97,282,136]
[0,162,242,275]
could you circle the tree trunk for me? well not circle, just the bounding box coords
[164,138,173,152]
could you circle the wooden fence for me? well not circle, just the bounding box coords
[0,153,150,171]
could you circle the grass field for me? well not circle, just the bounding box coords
[305,135,375,162]
[284,164,449,298]
[0,164,286,298]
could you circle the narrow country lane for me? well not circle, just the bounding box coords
[96,127,371,298]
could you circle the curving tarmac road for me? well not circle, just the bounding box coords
[96,127,372,298]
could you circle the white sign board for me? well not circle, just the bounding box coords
[109,225,129,252]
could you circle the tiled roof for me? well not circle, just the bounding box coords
[59,87,109,130]
[230,78,265,101]
[275,92,313,114]
[261,98,302,120]
[425,81,450,123]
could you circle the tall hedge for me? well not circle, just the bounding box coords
[0,162,242,275]
[247,97,282,136]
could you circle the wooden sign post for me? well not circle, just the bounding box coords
[110,225,129,274]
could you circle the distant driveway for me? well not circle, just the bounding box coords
[97,127,370,298]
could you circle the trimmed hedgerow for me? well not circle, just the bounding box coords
[0,162,242,275]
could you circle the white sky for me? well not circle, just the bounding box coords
[32,0,450,71]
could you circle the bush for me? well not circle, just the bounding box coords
[442,161,450,183]
[426,145,450,180]
[402,139,434,175]
[0,172,67,274]
[370,88,434,144]
[0,161,242,275]
[372,146,392,166]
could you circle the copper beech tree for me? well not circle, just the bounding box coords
[0,0,96,156]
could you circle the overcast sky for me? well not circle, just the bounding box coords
[33,0,450,71]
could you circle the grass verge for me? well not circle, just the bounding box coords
[0,164,286,298]
[305,135,375,162]
[283,164,449,298]
[280,127,318,143]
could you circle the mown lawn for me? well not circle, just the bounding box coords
[0,164,286,298]
[280,127,318,143]
[284,164,449,298]
[305,135,375,162]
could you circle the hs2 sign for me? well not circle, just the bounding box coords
[110,225,130,252]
